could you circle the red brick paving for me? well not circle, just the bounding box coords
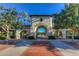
[0,44,10,51]
[22,41,63,56]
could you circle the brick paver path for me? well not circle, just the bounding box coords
[1,40,76,56]
[22,41,63,56]
[0,45,10,51]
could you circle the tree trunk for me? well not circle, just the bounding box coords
[72,30,74,41]
[6,25,10,40]
[55,29,59,38]
[6,30,10,39]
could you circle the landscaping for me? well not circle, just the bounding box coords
[48,36,55,40]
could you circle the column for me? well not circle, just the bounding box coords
[62,29,66,39]
[16,30,21,40]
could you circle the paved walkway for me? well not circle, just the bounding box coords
[21,41,62,56]
[50,40,79,56]
[0,40,32,56]
[0,46,28,56]
[0,45,10,51]
[0,40,79,56]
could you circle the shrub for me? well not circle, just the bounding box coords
[66,36,72,39]
[27,36,35,40]
[0,36,6,40]
[74,36,79,39]
[10,36,15,39]
[48,36,55,39]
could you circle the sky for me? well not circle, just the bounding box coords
[37,27,46,33]
[0,3,65,15]
[0,3,65,32]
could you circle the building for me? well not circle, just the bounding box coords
[30,14,54,38]
[15,14,67,39]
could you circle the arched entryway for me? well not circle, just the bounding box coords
[36,26,48,39]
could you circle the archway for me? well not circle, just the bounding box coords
[36,26,47,38]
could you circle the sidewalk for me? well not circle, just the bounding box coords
[0,46,28,56]
[50,40,79,56]
[0,40,32,56]
[0,40,79,56]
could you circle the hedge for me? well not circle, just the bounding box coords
[0,36,6,40]
[66,36,72,39]
[27,36,35,40]
[74,36,79,39]
[48,36,55,39]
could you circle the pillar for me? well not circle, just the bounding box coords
[16,30,21,40]
[61,29,66,39]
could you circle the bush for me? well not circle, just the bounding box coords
[0,36,6,40]
[10,36,15,39]
[48,36,55,39]
[74,36,79,39]
[27,36,35,40]
[66,36,79,39]
[66,36,72,39]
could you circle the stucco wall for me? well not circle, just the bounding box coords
[30,15,53,37]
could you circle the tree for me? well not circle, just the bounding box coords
[54,4,79,39]
[0,7,18,39]
[0,6,28,39]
